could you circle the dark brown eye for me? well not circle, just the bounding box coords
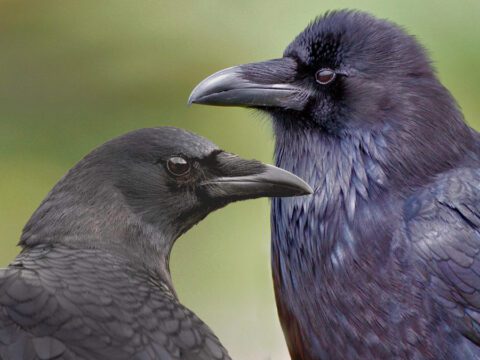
[166,156,190,176]
[315,68,336,85]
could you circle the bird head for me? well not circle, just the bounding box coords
[21,127,311,252]
[106,127,312,236]
[189,10,457,135]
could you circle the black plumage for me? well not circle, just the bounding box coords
[0,127,311,360]
[189,10,480,359]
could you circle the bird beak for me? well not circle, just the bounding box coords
[188,58,306,111]
[200,155,312,201]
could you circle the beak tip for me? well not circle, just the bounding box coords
[187,89,199,106]
[293,184,313,197]
[261,164,313,198]
[303,185,314,195]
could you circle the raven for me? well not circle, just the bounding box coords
[189,10,480,360]
[0,127,312,360]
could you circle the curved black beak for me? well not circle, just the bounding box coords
[188,58,307,111]
[200,154,312,201]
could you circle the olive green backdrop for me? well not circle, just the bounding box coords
[1,1,479,358]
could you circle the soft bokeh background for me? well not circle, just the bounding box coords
[1,1,479,358]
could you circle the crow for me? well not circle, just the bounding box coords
[189,10,480,360]
[0,127,312,360]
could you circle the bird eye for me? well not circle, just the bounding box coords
[315,68,336,85]
[166,156,191,176]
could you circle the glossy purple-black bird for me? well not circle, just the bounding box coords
[0,127,312,360]
[189,10,480,360]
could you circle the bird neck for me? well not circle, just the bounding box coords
[272,125,389,272]
[19,174,177,292]
[271,115,473,279]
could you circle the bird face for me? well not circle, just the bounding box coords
[71,127,312,239]
[189,11,434,134]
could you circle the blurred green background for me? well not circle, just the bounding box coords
[1,1,479,358]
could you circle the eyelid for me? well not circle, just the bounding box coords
[166,156,191,176]
[155,154,188,165]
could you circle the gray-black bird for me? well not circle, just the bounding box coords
[189,10,480,360]
[0,127,312,360]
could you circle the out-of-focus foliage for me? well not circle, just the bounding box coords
[0,1,478,358]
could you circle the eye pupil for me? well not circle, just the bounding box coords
[315,69,336,85]
[167,156,190,176]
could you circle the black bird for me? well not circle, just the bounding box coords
[0,127,312,360]
[189,10,480,360]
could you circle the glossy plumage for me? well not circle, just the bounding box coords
[271,125,480,359]
[189,10,480,359]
